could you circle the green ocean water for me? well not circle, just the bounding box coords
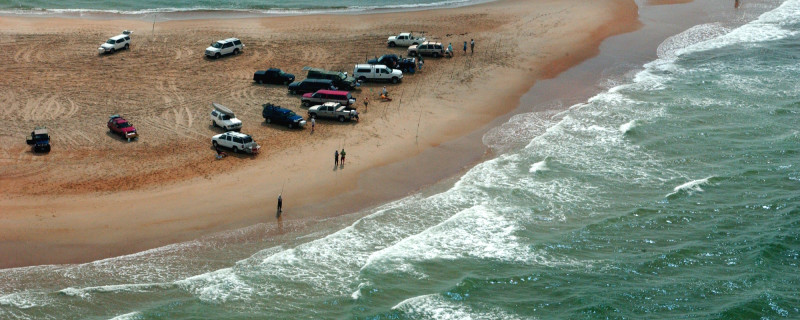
[2,0,800,319]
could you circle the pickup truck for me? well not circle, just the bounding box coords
[253,68,295,85]
[308,102,359,122]
[262,103,307,129]
[26,126,51,153]
[107,115,138,142]
[304,67,358,91]
[387,32,426,47]
[210,102,242,131]
[353,64,403,83]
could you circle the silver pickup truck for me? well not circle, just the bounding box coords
[308,102,358,122]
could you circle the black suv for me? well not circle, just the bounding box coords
[367,54,401,69]
[305,67,358,90]
[253,68,295,85]
[288,78,334,95]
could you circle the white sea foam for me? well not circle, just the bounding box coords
[667,177,714,198]
[108,311,142,320]
[619,120,636,134]
[393,294,524,320]
[60,282,173,299]
[529,159,548,173]
[176,268,253,303]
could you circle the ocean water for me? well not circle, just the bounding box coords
[3,0,800,319]
[0,0,480,14]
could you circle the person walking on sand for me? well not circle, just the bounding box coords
[277,194,282,218]
[447,43,453,57]
[340,148,346,165]
[363,96,369,111]
[335,149,339,166]
[463,41,467,55]
[381,86,388,100]
[418,56,424,71]
[470,39,474,54]
[311,117,316,133]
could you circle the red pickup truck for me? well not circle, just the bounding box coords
[107,115,138,141]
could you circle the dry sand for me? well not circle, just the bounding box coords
[0,0,640,268]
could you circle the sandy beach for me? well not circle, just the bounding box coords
[0,0,640,268]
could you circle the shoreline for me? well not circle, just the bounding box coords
[0,0,640,268]
[0,0,496,21]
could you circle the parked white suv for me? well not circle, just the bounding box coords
[205,38,244,59]
[98,31,131,54]
[211,131,260,154]
[387,32,426,47]
[210,102,242,131]
[353,64,403,84]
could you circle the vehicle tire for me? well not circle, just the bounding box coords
[389,42,396,47]
[266,117,272,124]
[391,77,398,84]
[433,52,439,58]
[215,53,221,59]
[212,120,217,127]
[284,80,289,85]
[413,42,419,46]
[288,123,294,129]
[290,90,296,95]
[233,146,239,153]
[310,113,316,119]
[409,51,416,57]
[110,48,116,53]
[233,48,240,55]
[358,76,366,82]
[212,141,218,147]
[258,79,263,84]
[302,101,310,107]
[338,116,345,122]
[124,43,129,50]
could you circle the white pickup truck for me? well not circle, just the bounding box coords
[353,64,403,84]
[387,32,426,47]
[210,102,242,131]
[308,102,358,122]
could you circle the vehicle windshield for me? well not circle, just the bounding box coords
[279,71,288,77]
[338,73,347,80]
[220,115,231,120]
[287,111,298,117]
[106,39,116,44]
[34,134,49,140]
[212,42,223,49]
[117,122,131,128]
[242,136,253,143]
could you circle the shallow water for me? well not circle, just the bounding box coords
[2,0,800,319]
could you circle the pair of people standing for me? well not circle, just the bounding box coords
[447,39,475,56]
[334,148,347,166]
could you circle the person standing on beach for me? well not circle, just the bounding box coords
[463,41,467,55]
[311,117,316,133]
[447,43,453,57]
[470,39,474,54]
[418,57,424,71]
[335,150,339,166]
[277,194,282,218]
[363,96,369,111]
[340,148,346,165]
[735,0,740,8]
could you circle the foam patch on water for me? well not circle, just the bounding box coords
[393,294,524,320]
[619,120,636,134]
[0,291,49,310]
[176,268,253,303]
[657,23,730,61]
[362,205,539,275]
[108,311,142,320]
[666,176,714,198]
[676,0,800,56]
[59,282,173,300]
[529,158,548,173]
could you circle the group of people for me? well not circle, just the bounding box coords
[445,39,475,57]
[334,148,347,166]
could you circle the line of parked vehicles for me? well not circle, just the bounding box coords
[28,31,446,155]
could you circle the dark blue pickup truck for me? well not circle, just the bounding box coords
[262,103,307,129]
